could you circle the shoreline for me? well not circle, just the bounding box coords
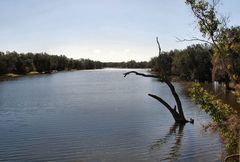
[0,71,41,81]
[0,68,150,81]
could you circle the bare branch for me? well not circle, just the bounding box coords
[156,37,161,55]
[212,0,220,7]
[123,71,160,79]
[148,94,174,112]
[148,94,184,122]
[175,37,213,45]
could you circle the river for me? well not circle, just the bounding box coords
[0,69,224,161]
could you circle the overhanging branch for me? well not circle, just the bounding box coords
[175,37,213,45]
[123,71,161,79]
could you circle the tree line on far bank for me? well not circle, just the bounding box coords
[103,60,149,69]
[0,44,220,81]
[0,51,103,75]
[1,41,239,83]
[0,51,149,75]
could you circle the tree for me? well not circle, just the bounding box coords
[213,26,240,83]
[150,38,175,76]
[185,0,240,89]
[5,51,18,73]
[172,44,212,81]
[15,55,27,74]
[33,53,51,73]
[124,38,193,124]
[0,53,8,74]
[57,55,68,71]
[154,52,173,76]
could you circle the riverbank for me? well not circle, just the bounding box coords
[0,69,90,81]
[189,83,240,156]
[0,71,40,81]
[0,68,149,81]
[180,81,240,114]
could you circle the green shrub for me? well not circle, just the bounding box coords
[189,83,240,154]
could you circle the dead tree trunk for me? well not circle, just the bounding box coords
[123,71,192,124]
[123,38,192,124]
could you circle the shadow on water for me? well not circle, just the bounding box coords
[150,123,185,161]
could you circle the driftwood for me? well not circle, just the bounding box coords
[124,71,192,124]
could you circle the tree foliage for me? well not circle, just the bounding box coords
[185,0,240,86]
[173,44,212,81]
[149,44,212,81]
[185,0,222,39]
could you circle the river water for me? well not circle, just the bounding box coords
[0,69,224,161]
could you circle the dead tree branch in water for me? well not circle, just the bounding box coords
[123,37,192,124]
[156,37,161,56]
[123,71,191,124]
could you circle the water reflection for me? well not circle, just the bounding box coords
[202,82,240,113]
[150,123,185,161]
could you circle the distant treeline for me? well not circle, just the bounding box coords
[1,44,224,81]
[149,44,213,82]
[103,60,149,69]
[0,51,149,75]
[0,51,103,75]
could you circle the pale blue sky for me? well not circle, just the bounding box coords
[0,0,239,62]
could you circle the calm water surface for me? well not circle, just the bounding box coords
[0,69,224,161]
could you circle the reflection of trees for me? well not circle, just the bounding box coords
[150,123,185,161]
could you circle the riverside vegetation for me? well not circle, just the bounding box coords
[189,83,240,155]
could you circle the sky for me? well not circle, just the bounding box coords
[0,0,239,62]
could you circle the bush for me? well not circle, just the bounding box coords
[189,83,240,154]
